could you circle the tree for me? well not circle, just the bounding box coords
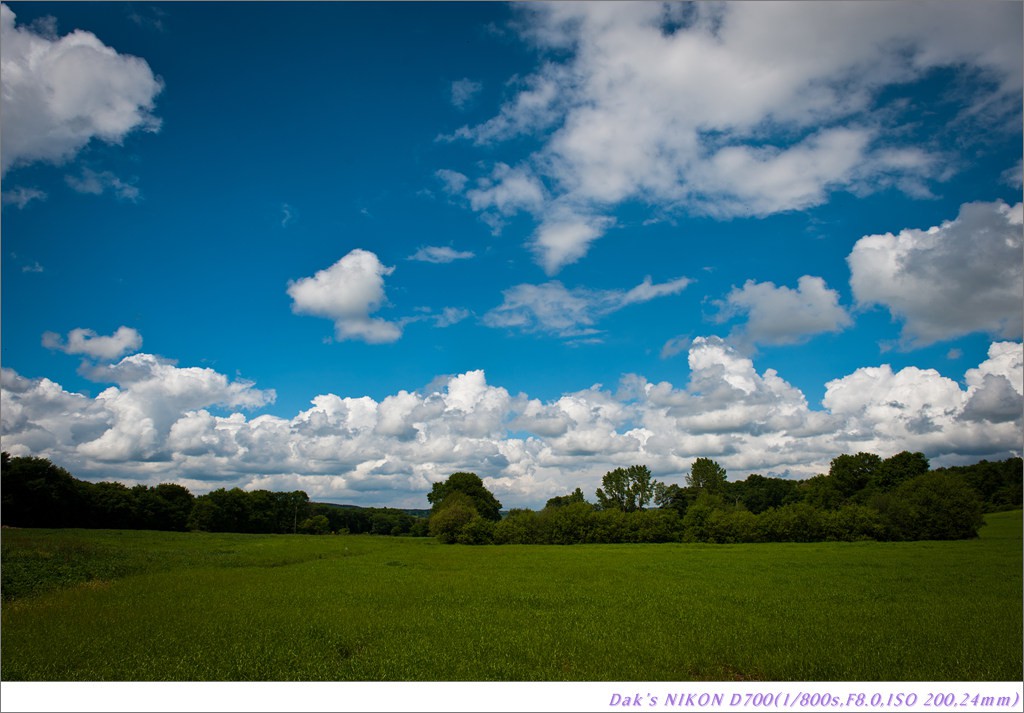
[686,458,727,495]
[801,473,844,510]
[595,464,658,512]
[880,471,984,540]
[493,508,541,544]
[299,514,331,535]
[654,482,697,517]
[428,491,479,543]
[734,473,800,514]
[873,451,929,492]
[427,472,502,521]
[545,487,588,509]
[829,452,882,499]
[1,454,88,527]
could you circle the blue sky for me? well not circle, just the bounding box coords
[2,1,1022,509]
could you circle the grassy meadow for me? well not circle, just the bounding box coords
[1,510,1021,681]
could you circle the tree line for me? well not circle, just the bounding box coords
[0,452,428,536]
[426,454,1022,545]
[2,450,1020,543]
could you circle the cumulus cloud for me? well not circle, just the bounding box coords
[2,340,1020,508]
[483,274,691,338]
[2,353,274,464]
[848,200,1024,348]
[408,246,475,264]
[960,342,1024,424]
[0,3,163,175]
[287,249,403,344]
[42,326,142,361]
[718,275,852,347]
[444,2,1023,272]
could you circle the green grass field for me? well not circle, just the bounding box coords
[1,510,1021,681]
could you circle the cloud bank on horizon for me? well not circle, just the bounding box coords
[1,1,1021,508]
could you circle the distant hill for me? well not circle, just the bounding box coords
[313,502,431,519]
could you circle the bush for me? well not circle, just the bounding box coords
[539,501,599,544]
[755,503,825,542]
[456,516,495,545]
[706,508,758,543]
[428,493,479,544]
[880,472,984,540]
[822,504,886,541]
[626,508,683,543]
[493,509,541,544]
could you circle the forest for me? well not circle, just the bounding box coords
[1,450,1020,545]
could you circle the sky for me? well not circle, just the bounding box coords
[1,1,1022,510]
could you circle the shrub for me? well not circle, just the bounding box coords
[882,472,985,540]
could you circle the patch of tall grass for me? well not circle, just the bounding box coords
[1,510,1020,681]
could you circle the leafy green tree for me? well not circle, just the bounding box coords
[427,472,502,521]
[686,458,727,495]
[456,516,495,545]
[625,508,683,543]
[938,457,1024,510]
[822,504,886,541]
[493,508,541,544]
[299,514,331,534]
[878,471,984,540]
[705,508,758,544]
[732,473,801,514]
[540,501,600,543]
[654,482,697,517]
[428,491,479,543]
[801,473,844,510]
[545,487,588,509]
[595,464,658,512]
[755,502,825,542]
[873,451,929,492]
[681,492,727,541]
[1,454,89,527]
[187,488,254,532]
[138,483,194,531]
[829,452,882,499]
[85,481,139,529]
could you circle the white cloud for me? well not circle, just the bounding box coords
[484,282,599,338]
[483,274,690,338]
[822,342,1023,456]
[1,186,46,209]
[961,342,1024,424]
[531,212,615,275]
[65,168,139,200]
[719,275,852,347]
[287,249,403,344]
[1002,159,1023,189]
[2,340,1020,508]
[446,2,1022,272]
[848,200,1024,348]
[0,3,163,176]
[464,162,547,234]
[408,246,475,264]
[42,326,142,361]
[2,353,274,464]
[433,307,470,328]
[660,335,692,360]
[450,78,482,109]
[435,168,468,194]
